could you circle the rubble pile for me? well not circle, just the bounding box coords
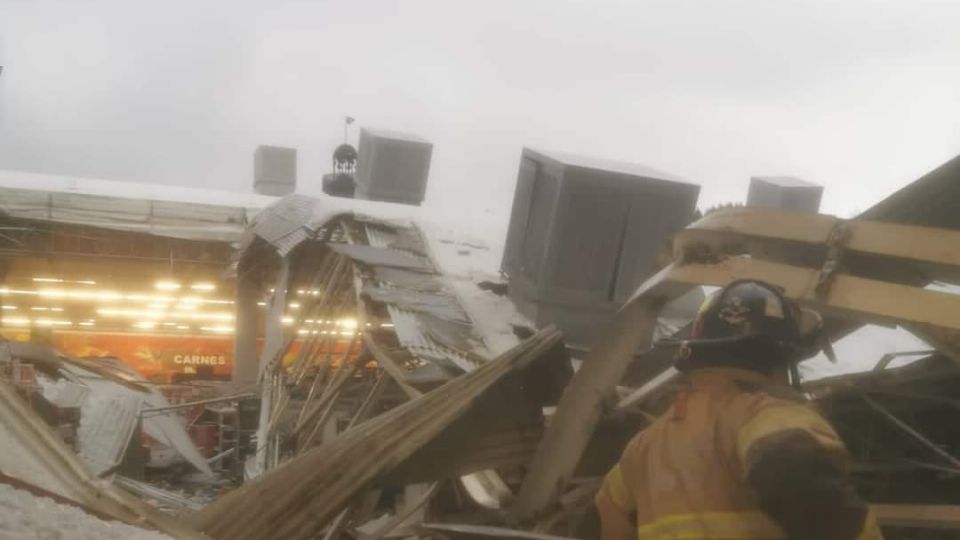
[1,152,959,539]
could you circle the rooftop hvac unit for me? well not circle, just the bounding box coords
[502,148,700,346]
[254,146,297,196]
[747,176,823,213]
[355,128,432,206]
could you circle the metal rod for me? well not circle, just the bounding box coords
[346,371,387,430]
[140,393,256,415]
[861,393,960,470]
[207,447,237,465]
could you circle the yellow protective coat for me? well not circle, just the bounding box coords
[598,368,882,540]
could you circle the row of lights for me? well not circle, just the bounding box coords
[2,317,231,334]
[155,280,217,292]
[1,305,64,312]
[297,329,360,336]
[30,277,218,292]
[0,288,232,306]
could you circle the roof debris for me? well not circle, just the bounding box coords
[2,150,960,539]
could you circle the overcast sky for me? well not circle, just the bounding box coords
[2,0,959,233]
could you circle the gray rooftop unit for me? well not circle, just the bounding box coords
[355,128,432,206]
[502,148,700,346]
[254,146,297,196]
[747,176,823,213]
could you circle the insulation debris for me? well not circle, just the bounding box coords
[0,483,173,540]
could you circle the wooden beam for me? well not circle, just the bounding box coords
[515,251,960,520]
[192,328,563,540]
[347,372,389,430]
[362,332,423,400]
[0,379,207,539]
[361,483,439,540]
[874,504,960,529]
[512,265,679,520]
[683,208,960,271]
[665,258,960,331]
[903,324,960,367]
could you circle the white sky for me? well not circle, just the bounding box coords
[2,0,959,233]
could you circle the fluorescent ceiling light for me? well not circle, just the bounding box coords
[190,282,216,292]
[155,280,181,291]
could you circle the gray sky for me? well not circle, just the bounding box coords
[2,0,959,232]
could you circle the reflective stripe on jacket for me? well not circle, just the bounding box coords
[598,367,883,540]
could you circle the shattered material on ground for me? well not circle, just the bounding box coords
[0,483,173,540]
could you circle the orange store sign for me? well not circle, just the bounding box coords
[52,332,235,379]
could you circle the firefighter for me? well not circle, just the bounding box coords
[595,279,882,540]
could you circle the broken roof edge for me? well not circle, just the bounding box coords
[0,169,276,209]
[750,175,822,189]
[361,127,432,144]
[522,147,695,187]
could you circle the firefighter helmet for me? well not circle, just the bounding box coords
[660,279,823,372]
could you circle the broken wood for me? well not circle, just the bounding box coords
[512,267,677,520]
[363,332,423,399]
[347,372,389,430]
[680,207,960,272]
[873,504,960,529]
[192,327,563,540]
[361,482,439,540]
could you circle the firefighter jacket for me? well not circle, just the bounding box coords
[596,367,883,540]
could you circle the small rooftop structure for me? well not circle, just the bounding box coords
[254,145,297,197]
[747,175,823,213]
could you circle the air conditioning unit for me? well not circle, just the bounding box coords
[254,146,297,196]
[502,148,700,346]
[355,128,432,206]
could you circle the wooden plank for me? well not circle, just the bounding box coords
[0,379,207,539]
[683,208,960,270]
[192,328,563,540]
[904,324,960,366]
[361,483,439,540]
[363,332,423,399]
[515,254,960,520]
[419,523,580,540]
[294,341,362,435]
[347,372,389,430]
[665,258,960,331]
[512,265,683,520]
[874,504,960,529]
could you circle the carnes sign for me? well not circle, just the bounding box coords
[172,354,228,366]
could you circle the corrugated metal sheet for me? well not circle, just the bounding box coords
[345,221,487,374]
[387,306,472,373]
[57,361,214,478]
[77,393,142,476]
[246,194,322,256]
[364,285,469,322]
[0,186,257,243]
[329,243,431,271]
